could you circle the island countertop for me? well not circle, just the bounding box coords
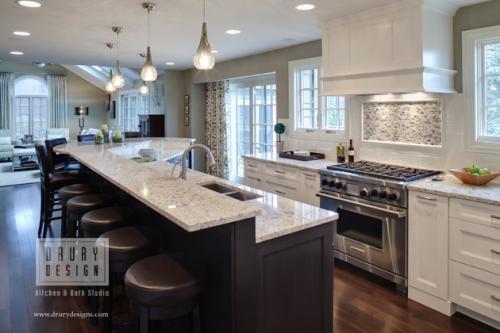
[54,138,337,243]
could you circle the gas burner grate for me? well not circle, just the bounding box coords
[327,161,441,182]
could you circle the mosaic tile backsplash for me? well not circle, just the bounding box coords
[363,101,442,146]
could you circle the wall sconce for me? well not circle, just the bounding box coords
[74,106,89,133]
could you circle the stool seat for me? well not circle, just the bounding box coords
[59,183,93,201]
[67,194,105,215]
[125,254,202,308]
[81,207,128,235]
[99,227,152,264]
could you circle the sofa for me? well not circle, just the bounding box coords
[46,128,70,140]
[0,130,14,160]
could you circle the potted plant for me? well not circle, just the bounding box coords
[274,123,285,154]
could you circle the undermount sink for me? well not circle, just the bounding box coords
[201,182,262,202]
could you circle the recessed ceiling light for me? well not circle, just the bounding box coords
[13,31,31,36]
[10,51,24,55]
[296,4,316,11]
[225,29,241,35]
[16,1,42,8]
[211,50,218,54]
[165,62,175,66]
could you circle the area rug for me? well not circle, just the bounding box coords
[0,162,40,187]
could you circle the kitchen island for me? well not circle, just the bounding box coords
[54,138,338,333]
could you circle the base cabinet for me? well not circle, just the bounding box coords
[243,158,320,207]
[408,191,449,300]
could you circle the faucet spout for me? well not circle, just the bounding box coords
[180,144,216,180]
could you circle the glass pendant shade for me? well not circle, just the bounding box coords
[139,82,149,95]
[112,60,125,89]
[105,70,116,93]
[193,22,215,70]
[141,47,158,81]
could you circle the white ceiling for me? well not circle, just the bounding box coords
[0,0,490,70]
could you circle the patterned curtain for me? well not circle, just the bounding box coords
[206,81,230,179]
[0,73,15,130]
[47,75,68,128]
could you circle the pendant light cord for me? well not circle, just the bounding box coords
[147,9,151,46]
[116,32,120,62]
[203,0,206,22]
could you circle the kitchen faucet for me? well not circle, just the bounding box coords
[179,144,216,180]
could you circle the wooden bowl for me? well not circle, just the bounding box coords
[449,168,500,186]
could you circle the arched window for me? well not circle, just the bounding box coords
[14,75,48,138]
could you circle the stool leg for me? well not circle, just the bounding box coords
[67,213,77,238]
[42,190,51,238]
[192,302,201,333]
[103,273,114,333]
[60,202,67,237]
[139,307,149,333]
[38,186,45,237]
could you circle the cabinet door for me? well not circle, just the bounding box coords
[301,171,320,207]
[409,191,449,299]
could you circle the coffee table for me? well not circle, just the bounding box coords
[12,147,39,172]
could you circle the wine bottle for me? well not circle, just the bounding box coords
[348,139,355,163]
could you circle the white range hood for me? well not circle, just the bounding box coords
[321,0,463,96]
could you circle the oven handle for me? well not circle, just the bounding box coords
[316,192,407,218]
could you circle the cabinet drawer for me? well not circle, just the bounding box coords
[450,218,500,275]
[450,199,500,229]
[245,174,264,190]
[450,261,500,322]
[264,165,299,188]
[244,159,263,173]
[265,181,297,199]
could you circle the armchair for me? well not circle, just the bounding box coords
[0,130,14,160]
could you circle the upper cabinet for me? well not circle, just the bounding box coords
[321,0,458,95]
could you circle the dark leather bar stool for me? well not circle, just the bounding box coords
[59,183,93,237]
[45,138,80,173]
[66,194,106,237]
[35,144,81,238]
[124,254,203,333]
[81,207,131,238]
[97,227,154,333]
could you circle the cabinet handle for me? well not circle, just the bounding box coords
[491,215,500,228]
[247,163,258,168]
[304,173,316,178]
[247,176,261,182]
[274,170,286,174]
[491,249,500,255]
[491,295,500,302]
[275,190,286,195]
[349,246,366,254]
[416,195,437,201]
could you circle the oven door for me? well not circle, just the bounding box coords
[318,191,407,278]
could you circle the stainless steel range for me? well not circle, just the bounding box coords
[317,161,441,291]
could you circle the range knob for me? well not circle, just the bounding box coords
[388,192,399,201]
[322,179,329,186]
[378,189,388,199]
[328,180,336,187]
[360,188,370,197]
[370,189,378,197]
[335,181,344,189]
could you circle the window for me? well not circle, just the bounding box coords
[14,75,48,138]
[464,25,500,150]
[119,91,149,132]
[229,74,276,181]
[289,57,347,136]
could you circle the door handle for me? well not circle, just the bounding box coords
[416,195,437,202]
[349,246,366,254]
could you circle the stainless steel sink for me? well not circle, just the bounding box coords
[201,182,262,201]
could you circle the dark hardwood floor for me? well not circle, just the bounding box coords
[0,183,498,333]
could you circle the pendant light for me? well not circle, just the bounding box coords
[111,27,125,89]
[193,0,215,70]
[105,43,116,93]
[139,81,149,95]
[140,2,158,82]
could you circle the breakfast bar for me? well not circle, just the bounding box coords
[54,138,338,333]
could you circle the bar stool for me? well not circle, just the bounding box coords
[66,194,107,237]
[97,227,154,333]
[59,184,93,237]
[124,253,203,333]
[81,207,131,238]
[35,144,81,238]
[45,138,81,173]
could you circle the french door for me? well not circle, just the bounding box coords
[229,75,276,182]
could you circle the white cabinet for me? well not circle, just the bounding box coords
[243,158,320,207]
[408,191,451,313]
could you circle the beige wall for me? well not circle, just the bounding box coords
[164,70,185,137]
[0,62,107,139]
[454,0,500,92]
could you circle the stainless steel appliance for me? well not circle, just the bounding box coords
[318,161,440,291]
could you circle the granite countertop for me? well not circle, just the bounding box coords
[408,173,500,206]
[55,138,337,243]
[244,153,337,172]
